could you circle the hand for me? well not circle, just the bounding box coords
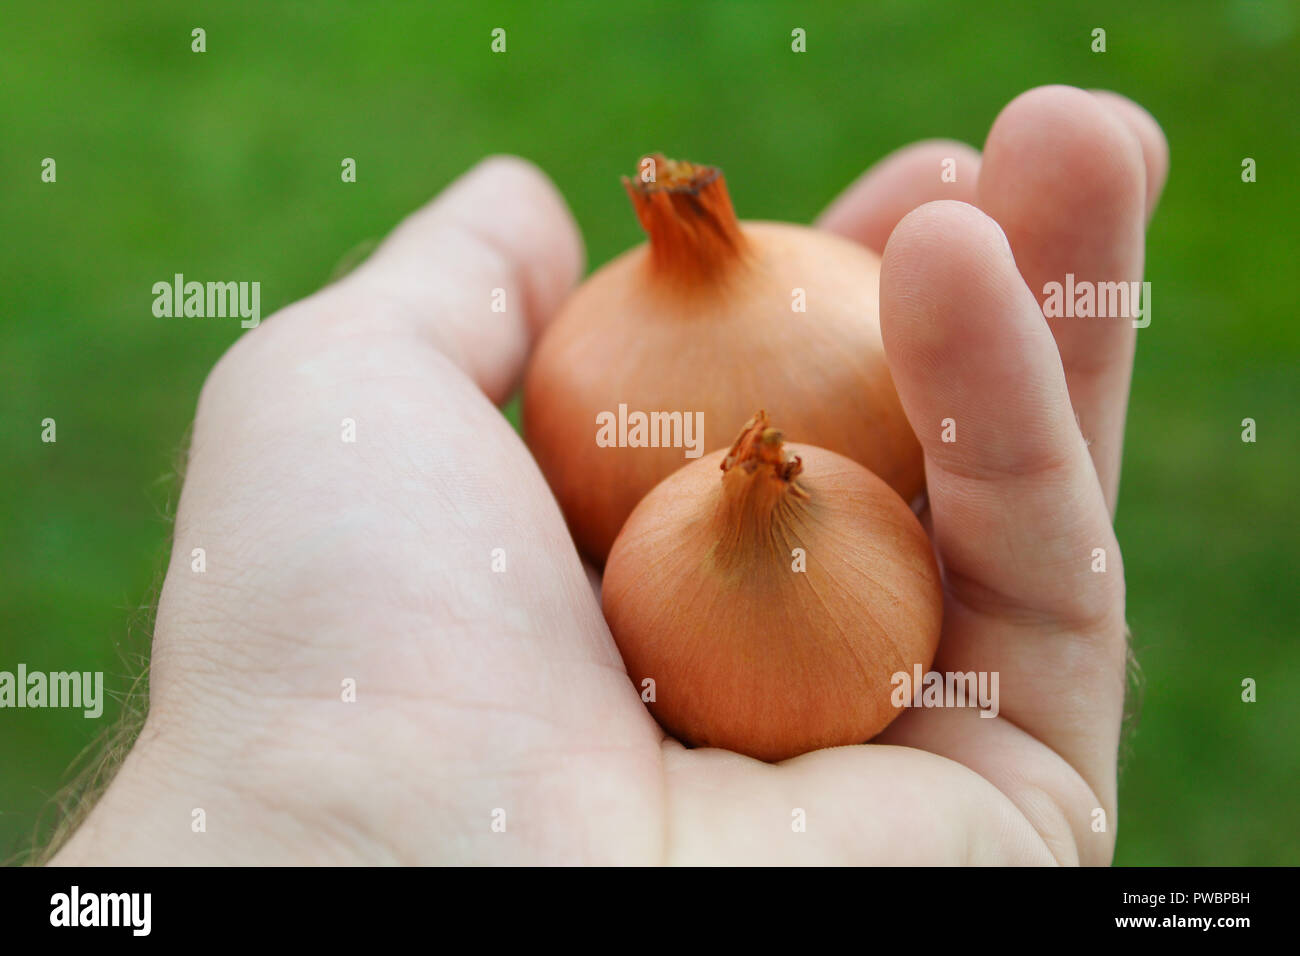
[52,84,1166,865]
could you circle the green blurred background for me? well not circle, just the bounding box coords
[2,0,1296,863]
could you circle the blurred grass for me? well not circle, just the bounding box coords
[1,0,1296,863]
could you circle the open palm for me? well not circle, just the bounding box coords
[53,85,1166,866]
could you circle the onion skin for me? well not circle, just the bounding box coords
[523,157,923,564]
[601,416,942,762]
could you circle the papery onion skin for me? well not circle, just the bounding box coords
[523,156,923,564]
[601,415,942,763]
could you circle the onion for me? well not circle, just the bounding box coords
[602,412,942,762]
[523,155,922,563]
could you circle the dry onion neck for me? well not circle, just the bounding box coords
[622,153,748,285]
[712,412,809,565]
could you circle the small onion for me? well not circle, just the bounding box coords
[602,412,942,762]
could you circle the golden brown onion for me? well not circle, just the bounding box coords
[524,155,922,563]
[602,412,942,762]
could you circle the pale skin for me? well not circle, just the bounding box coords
[51,85,1167,865]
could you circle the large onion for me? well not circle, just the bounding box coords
[524,155,922,563]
